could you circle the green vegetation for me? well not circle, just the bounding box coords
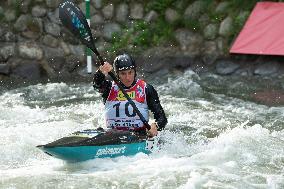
[108,18,175,55]
[146,0,175,15]
[228,0,259,12]
[107,0,178,55]
[9,0,21,18]
[0,6,4,22]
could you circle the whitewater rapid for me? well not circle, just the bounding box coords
[0,70,283,188]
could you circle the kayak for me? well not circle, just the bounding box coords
[37,128,157,162]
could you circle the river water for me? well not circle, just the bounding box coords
[0,70,283,189]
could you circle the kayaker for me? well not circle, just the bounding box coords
[93,53,167,137]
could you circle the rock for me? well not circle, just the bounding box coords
[0,43,15,61]
[43,46,64,59]
[20,0,31,13]
[198,14,210,27]
[234,68,253,77]
[91,0,102,9]
[116,3,129,23]
[91,28,103,40]
[174,28,192,50]
[68,45,85,61]
[102,23,121,40]
[215,2,230,14]
[254,62,279,75]
[251,90,284,106]
[90,14,104,27]
[46,0,60,9]
[39,59,56,78]
[172,56,193,69]
[144,10,158,23]
[174,28,203,55]
[216,37,226,55]
[102,4,114,20]
[46,56,65,72]
[202,41,218,64]
[32,6,47,17]
[0,30,16,42]
[136,56,168,73]
[16,36,26,42]
[0,27,4,39]
[42,34,59,48]
[18,42,43,60]
[204,23,218,40]
[11,60,41,80]
[140,46,179,58]
[216,60,240,75]
[94,40,110,52]
[47,8,60,24]
[61,27,80,45]
[14,15,30,32]
[0,6,4,17]
[7,0,16,6]
[219,16,233,36]
[16,17,43,39]
[44,22,61,37]
[0,64,10,75]
[27,17,43,33]
[22,31,41,40]
[21,17,43,39]
[203,41,218,55]
[184,0,206,20]
[59,41,71,56]
[9,0,31,9]
[165,8,179,23]
[190,59,208,74]
[44,56,72,79]
[64,55,82,72]
[137,47,190,72]
[4,9,16,22]
[130,3,143,19]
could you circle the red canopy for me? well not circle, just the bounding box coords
[230,2,284,56]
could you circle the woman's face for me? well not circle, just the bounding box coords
[118,69,135,87]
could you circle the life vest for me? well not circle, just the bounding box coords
[105,79,149,130]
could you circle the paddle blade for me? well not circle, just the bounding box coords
[59,0,95,52]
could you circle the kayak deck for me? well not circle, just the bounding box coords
[37,129,156,162]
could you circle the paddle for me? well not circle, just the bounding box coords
[59,0,151,130]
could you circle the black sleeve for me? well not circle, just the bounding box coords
[92,70,112,104]
[146,84,167,131]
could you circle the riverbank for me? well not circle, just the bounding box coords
[0,0,270,82]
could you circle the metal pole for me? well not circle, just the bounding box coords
[85,0,92,74]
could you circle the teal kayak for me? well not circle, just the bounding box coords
[37,128,156,162]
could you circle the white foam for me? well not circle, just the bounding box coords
[0,80,283,188]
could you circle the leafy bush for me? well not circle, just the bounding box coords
[108,19,174,54]
[146,0,175,15]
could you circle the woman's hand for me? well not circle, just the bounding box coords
[148,123,158,137]
[99,62,113,76]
